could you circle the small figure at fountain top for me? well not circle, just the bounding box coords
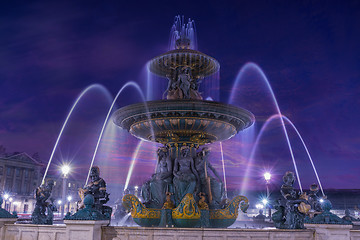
[31,179,57,224]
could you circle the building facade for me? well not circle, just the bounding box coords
[0,152,43,214]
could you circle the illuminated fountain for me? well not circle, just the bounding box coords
[113,17,254,228]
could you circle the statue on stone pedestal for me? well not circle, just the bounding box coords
[141,147,173,208]
[173,146,199,205]
[165,67,202,100]
[308,183,322,213]
[31,180,57,225]
[79,166,111,219]
[194,147,224,208]
[272,171,310,229]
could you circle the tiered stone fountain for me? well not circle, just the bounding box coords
[113,19,255,228]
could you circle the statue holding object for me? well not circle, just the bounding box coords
[78,166,111,219]
[31,180,57,224]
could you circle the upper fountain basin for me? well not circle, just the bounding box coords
[148,49,220,78]
[113,100,255,145]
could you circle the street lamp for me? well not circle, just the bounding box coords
[9,197,13,212]
[263,172,271,219]
[60,164,71,218]
[3,194,9,210]
[67,196,72,213]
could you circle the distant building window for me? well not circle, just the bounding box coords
[24,169,29,178]
[0,166,3,175]
[16,169,21,177]
[6,167,12,176]
[15,180,21,192]
[68,183,71,188]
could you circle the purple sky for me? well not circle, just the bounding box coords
[0,1,359,194]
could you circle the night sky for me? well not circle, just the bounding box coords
[0,1,359,197]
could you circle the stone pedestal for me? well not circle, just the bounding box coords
[64,220,109,240]
[305,223,353,240]
[0,218,17,240]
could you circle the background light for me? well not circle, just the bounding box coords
[3,194,9,200]
[264,172,271,181]
[262,198,268,205]
[256,203,264,209]
[67,196,72,202]
[57,200,62,205]
[61,164,71,176]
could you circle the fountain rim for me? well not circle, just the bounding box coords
[112,99,255,144]
[148,49,220,78]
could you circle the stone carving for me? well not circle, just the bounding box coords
[0,196,17,219]
[31,180,57,224]
[195,147,224,208]
[165,67,202,100]
[173,146,199,205]
[272,171,310,229]
[141,147,173,208]
[79,166,111,219]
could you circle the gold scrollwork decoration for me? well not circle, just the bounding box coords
[122,194,161,219]
[172,193,200,220]
[209,195,249,220]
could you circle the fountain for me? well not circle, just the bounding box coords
[114,17,254,228]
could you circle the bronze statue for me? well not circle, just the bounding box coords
[173,146,199,205]
[195,147,224,207]
[31,180,57,224]
[141,147,173,208]
[272,171,308,229]
[79,166,111,218]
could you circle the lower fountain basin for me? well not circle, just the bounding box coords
[113,100,254,145]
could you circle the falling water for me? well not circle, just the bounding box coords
[229,62,303,193]
[242,114,324,196]
[85,81,146,186]
[124,140,145,191]
[118,212,131,226]
[41,84,111,185]
[219,142,228,197]
[282,116,325,196]
[169,15,197,50]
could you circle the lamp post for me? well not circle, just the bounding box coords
[8,197,13,212]
[60,164,71,218]
[263,172,271,219]
[67,195,72,213]
[3,194,9,210]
